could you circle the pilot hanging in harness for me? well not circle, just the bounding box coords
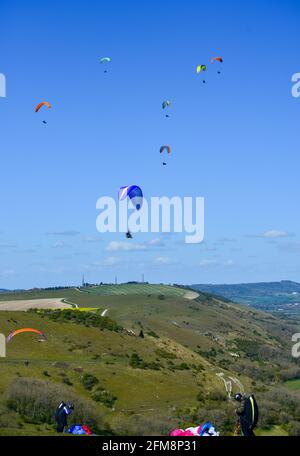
[234,393,259,436]
[55,401,74,433]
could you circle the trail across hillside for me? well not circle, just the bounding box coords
[0,298,71,311]
[184,291,199,300]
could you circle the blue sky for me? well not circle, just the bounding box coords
[0,0,299,288]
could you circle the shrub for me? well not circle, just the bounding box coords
[155,349,176,360]
[6,377,107,433]
[81,373,99,391]
[92,388,117,408]
[129,353,143,369]
[62,377,73,386]
[147,330,159,339]
[129,353,160,370]
[29,309,122,333]
[287,421,300,436]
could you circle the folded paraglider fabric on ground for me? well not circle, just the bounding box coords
[68,425,92,435]
[170,422,219,437]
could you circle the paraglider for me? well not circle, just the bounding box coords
[210,56,223,74]
[234,393,259,436]
[119,185,143,239]
[210,56,223,64]
[100,57,111,63]
[35,101,51,113]
[35,101,51,124]
[196,64,207,83]
[7,328,47,343]
[119,185,143,211]
[160,145,171,165]
[100,57,111,72]
[196,64,206,73]
[162,100,171,117]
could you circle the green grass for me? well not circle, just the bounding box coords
[285,379,300,390]
[0,309,216,429]
[80,284,187,297]
[256,426,289,436]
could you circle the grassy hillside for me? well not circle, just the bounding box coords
[0,285,300,436]
[80,283,188,297]
[0,284,189,308]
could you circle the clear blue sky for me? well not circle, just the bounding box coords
[0,0,299,289]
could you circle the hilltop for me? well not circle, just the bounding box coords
[0,284,300,436]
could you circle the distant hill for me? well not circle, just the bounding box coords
[79,283,190,297]
[190,281,300,315]
[0,289,10,293]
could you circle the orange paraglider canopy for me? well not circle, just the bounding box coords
[210,57,223,63]
[160,145,171,155]
[7,328,47,343]
[35,101,51,112]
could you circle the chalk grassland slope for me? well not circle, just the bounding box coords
[0,298,72,311]
[0,284,187,304]
[0,285,299,436]
[0,285,194,311]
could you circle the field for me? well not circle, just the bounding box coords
[0,298,71,311]
[79,284,190,297]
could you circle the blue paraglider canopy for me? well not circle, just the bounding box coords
[119,185,143,210]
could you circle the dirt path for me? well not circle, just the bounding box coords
[184,291,199,300]
[0,298,72,311]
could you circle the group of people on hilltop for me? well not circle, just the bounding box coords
[54,393,259,436]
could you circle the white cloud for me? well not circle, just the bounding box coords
[154,256,174,265]
[199,259,235,268]
[252,230,291,239]
[82,236,103,243]
[199,259,218,267]
[106,237,167,252]
[148,238,165,247]
[46,230,80,236]
[106,241,146,252]
[103,256,123,266]
[82,257,124,270]
[0,269,15,277]
[51,241,71,249]
[224,259,235,267]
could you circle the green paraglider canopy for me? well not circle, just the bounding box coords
[196,64,206,73]
[100,57,112,63]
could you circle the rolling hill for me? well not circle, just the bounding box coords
[0,284,300,436]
